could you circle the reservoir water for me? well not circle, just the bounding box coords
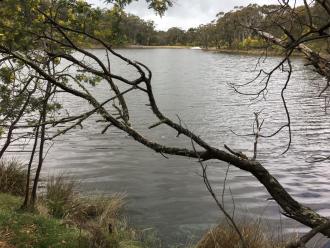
[18,49,330,246]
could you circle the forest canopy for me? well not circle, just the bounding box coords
[1,0,328,51]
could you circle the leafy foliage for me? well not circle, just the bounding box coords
[105,0,172,16]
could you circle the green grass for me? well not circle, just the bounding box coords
[0,165,160,248]
[0,192,160,248]
[0,193,89,248]
[0,193,21,211]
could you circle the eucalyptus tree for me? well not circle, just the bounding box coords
[165,27,186,45]
[119,14,156,45]
[195,23,217,49]
[185,28,199,46]
[105,0,172,16]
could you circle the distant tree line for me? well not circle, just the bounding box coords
[1,1,328,51]
[82,2,330,51]
[158,3,329,51]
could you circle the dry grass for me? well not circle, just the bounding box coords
[0,227,12,246]
[0,171,159,248]
[71,193,126,223]
[196,219,290,248]
[72,193,128,247]
[0,241,15,248]
[41,174,155,247]
[44,174,77,218]
[69,193,160,247]
[0,160,26,196]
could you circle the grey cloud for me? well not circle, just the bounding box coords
[87,0,304,31]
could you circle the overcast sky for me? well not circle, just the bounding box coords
[86,0,304,31]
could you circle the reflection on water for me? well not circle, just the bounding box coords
[13,49,330,246]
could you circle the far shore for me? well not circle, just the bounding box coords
[205,47,283,55]
[86,44,303,57]
[125,45,302,56]
[125,45,283,55]
[126,44,191,49]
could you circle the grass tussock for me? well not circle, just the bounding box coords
[68,194,128,247]
[0,160,26,196]
[0,172,161,248]
[69,194,161,247]
[196,219,290,248]
[44,174,77,218]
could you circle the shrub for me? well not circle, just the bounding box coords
[67,193,161,248]
[196,219,288,248]
[43,175,159,247]
[0,160,26,196]
[73,194,127,247]
[44,174,77,218]
[239,37,267,49]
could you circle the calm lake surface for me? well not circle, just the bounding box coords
[30,49,330,246]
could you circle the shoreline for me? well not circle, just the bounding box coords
[125,45,304,57]
[126,44,190,49]
[86,44,302,56]
[204,47,287,56]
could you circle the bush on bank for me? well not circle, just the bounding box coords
[0,162,160,248]
[0,160,26,197]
